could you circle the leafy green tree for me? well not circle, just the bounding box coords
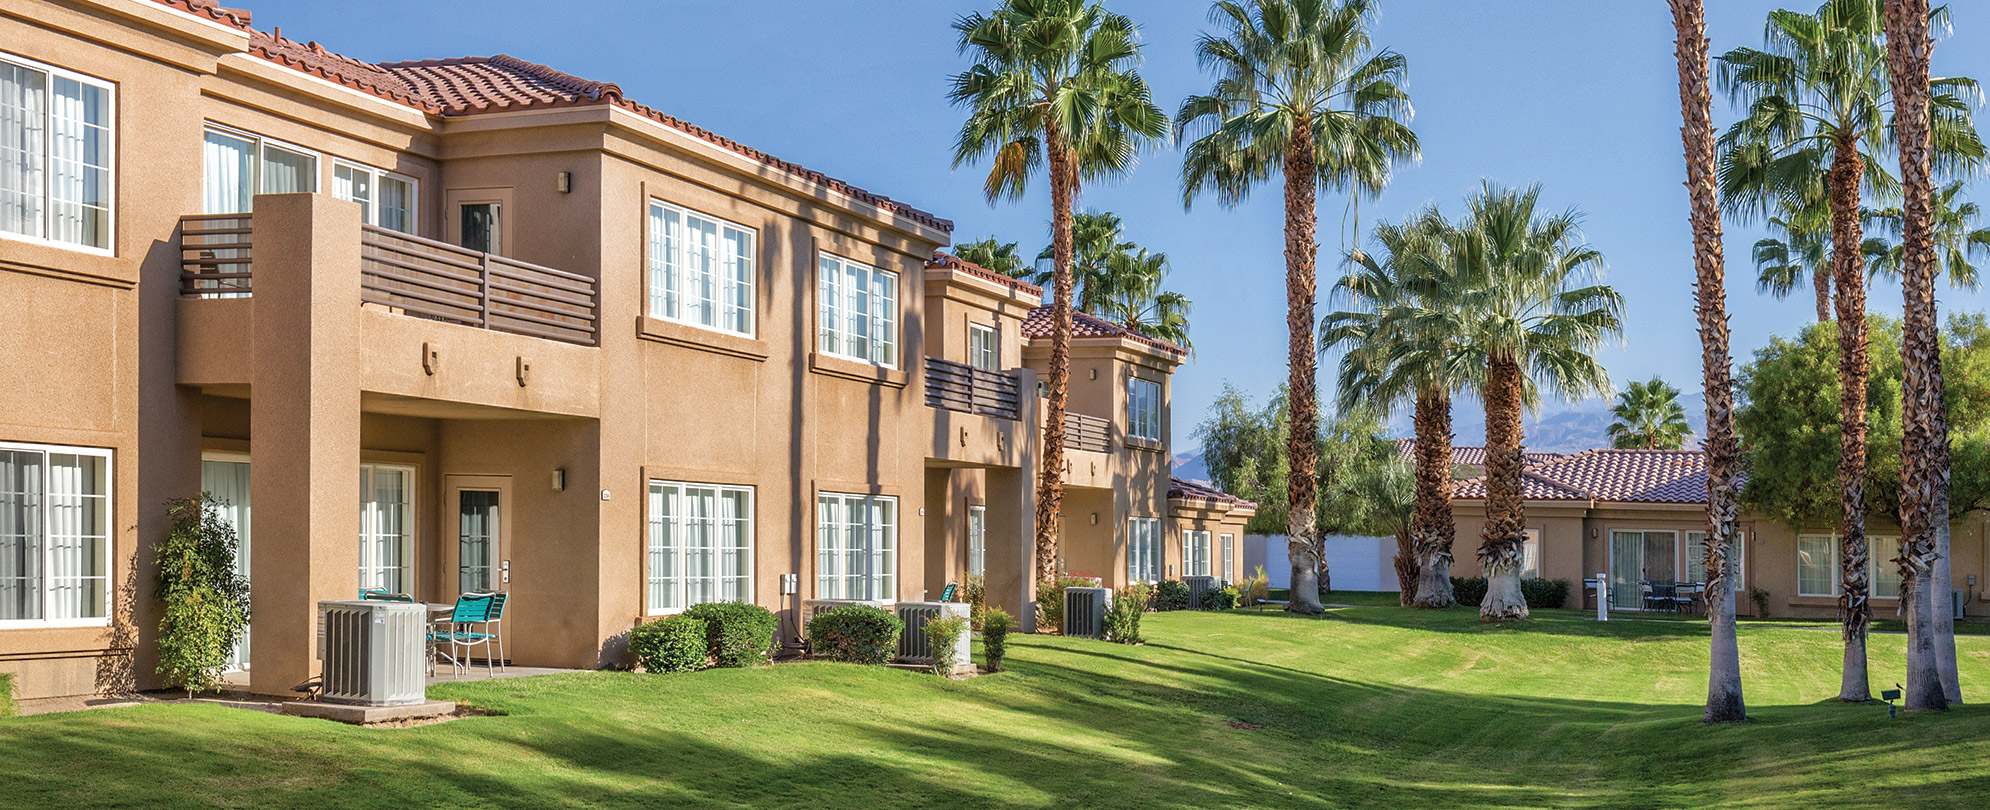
[1317,410,1414,597]
[1032,211,1132,309]
[154,495,251,696]
[951,0,1168,583]
[1095,247,1193,350]
[1178,0,1418,614]
[1608,377,1693,450]
[1865,181,1990,292]
[1196,383,1289,535]
[953,238,1028,277]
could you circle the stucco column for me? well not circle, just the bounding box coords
[248,193,363,696]
[984,465,1037,631]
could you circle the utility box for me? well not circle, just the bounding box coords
[1182,576,1217,609]
[895,601,973,674]
[1063,587,1110,638]
[317,600,426,707]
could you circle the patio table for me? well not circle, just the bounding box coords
[426,603,456,674]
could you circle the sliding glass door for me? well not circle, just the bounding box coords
[358,464,413,595]
[201,456,250,668]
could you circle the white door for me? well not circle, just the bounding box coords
[201,456,251,669]
[966,505,986,578]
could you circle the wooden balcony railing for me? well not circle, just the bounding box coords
[1064,412,1112,453]
[923,356,1022,420]
[179,214,254,297]
[360,226,598,346]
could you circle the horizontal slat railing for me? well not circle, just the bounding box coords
[1064,412,1112,454]
[179,214,254,298]
[361,225,599,346]
[923,356,1021,421]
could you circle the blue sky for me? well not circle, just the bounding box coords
[250,0,1990,443]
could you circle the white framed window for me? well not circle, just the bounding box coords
[966,504,986,578]
[358,464,413,595]
[0,442,110,627]
[1521,529,1541,579]
[818,253,898,367]
[1,52,113,252]
[332,160,416,234]
[1220,533,1234,582]
[1183,529,1211,577]
[1127,517,1160,584]
[968,323,999,371]
[649,200,755,337]
[1796,533,1835,597]
[817,492,896,600]
[647,481,754,614]
[1872,535,1903,599]
[202,124,317,215]
[1685,530,1747,591]
[1128,376,1161,442]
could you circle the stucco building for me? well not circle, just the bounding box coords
[0,0,1252,701]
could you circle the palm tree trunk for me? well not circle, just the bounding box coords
[1477,354,1528,622]
[1393,528,1418,606]
[1283,121,1324,616]
[1814,270,1831,324]
[1828,133,1873,704]
[1672,0,1745,723]
[1035,122,1073,592]
[1883,0,1952,711]
[1411,389,1458,608]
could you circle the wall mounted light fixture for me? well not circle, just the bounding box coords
[557,171,573,193]
[551,468,566,492]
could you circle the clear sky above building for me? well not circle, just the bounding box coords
[250,0,1990,442]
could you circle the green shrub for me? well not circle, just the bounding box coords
[1450,577,1489,606]
[1034,574,1096,634]
[1239,566,1270,607]
[925,615,969,676]
[963,575,987,631]
[1154,580,1191,611]
[1520,579,1570,609]
[982,608,1015,671]
[808,605,903,665]
[1104,584,1150,645]
[1750,587,1773,618]
[682,602,778,668]
[629,615,708,673]
[155,496,251,696]
[0,673,12,718]
[1200,584,1241,611]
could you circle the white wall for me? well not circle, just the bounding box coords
[1253,534,1397,592]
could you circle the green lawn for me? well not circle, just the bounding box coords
[5,607,1989,809]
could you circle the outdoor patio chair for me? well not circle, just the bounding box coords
[435,592,500,678]
[939,582,958,602]
[483,591,508,673]
[1648,583,1679,613]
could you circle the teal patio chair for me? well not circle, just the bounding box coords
[436,592,501,678]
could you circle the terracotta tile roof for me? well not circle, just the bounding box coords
[249,30,437,112]
[1393,439,1562,468]
[153,0,252,30]
[925,251,1043,297]
[1020,307,1186,358]
[1452,448,1714,505]
[1168,477,1257,511]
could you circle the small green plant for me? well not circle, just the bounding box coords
[1154,580,1191,611]
[0,673,12,718]
[1449,577,1489,606]
[1200,584,1241,611]
[1034,574,1096,634]
[155,495,251,696]
[963,575,987,631]
[1750,587,1773,618]
[1519,579,1570,609]
[982,608,1015,671]
[682,602,778,668]
[1239,566,1270,607]
[1104,583,1150,644]
[629,614,708,673]
[808,605,903,665]
[925,615,969,676]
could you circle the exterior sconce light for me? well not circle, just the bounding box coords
[551,468,566,492]
[557,171,572,193]
[1090,512,1099,525]
[1089,368,1097,381]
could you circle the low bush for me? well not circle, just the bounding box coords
[925,615,969,676]
[1034,574,1098,634]
[1154,580,1192,611]
[1200,584,1241,611]
[1105,584,1150,645]
[155,496,251,696]
[1450,577,1489,606]
[1239,566,1270,607]
[808,605,903,665]
[982,608,1015,671]
[1449,577,1571,610]
[629,615,708,673]
[962,575,987,631]
[1750,587,1773,618]
[0,673,12,718]
[683,602,778,668]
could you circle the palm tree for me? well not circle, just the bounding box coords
[1324,209,1472,608]
[1866,181,1990,292]
[951,0,1168,589]
[1033,211,1133,310]
[1090,247,1192,349]
[1751,197,1833,322]
[1178,0,1418,615]
[953,238,1029,277]
[1882,0,1955,711]
[1718,0,1982,702]
[1671,0,1747,724]
[1451,183,1621,622]
[1607,377,1693,450]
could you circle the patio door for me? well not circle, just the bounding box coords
[359,464,414,594]
[446,475,511,597]
[1608,530,1679,610]
[201,454,250,669]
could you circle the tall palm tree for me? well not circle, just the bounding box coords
[1178,0,1418,614]
[1094,247,1194,350]
[1671,0,1746,724]
[1866,181,1990,292]
[1608,377,1693,450]
[1034,211,1134,310]
[951,0,1168,590]
[1324,209,1472,608]
[1450,183,1622,622]
[1882,0,1955,711]
[1751,197,1833,322]
[1719,0,1981,702]
[953,237,1029,277]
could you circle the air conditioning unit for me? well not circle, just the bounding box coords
[895,601,971,670]
[317,600,427,707]
[802,598,887,638]
[1064,586,1109,638]
[1182,576,1217,609]
[1956,589,1969,621]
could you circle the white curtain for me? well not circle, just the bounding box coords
[0,62,45,240]
[260,144,313,195]
[0,450,42,621]
[873,270,896,367]
[648,204,679,320]
[719,489,745,602]
[816,496,840,598]
[45,77,107,248]
[648,483,676,612]
[379,176,413,233]
[44,454,104,621]
[724,228,752,335]
[202,460,250,666]
[817,256,841,355]
[202,130,252,215]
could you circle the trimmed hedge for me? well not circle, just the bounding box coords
[630,615,708,673]
[1199,584,1241,611]
[1154,580,1192,611]
[983,608,1015,671]
[925,615,969,675]
[1035,575,1097,634]
[808,605,903,665]
[1105,584,1150,645]
[1450,577,1571,610]
[683,602,778,668]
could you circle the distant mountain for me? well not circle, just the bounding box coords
[1386,391,1707,454]
[1171,449,1209,483]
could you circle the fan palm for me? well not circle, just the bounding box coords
[1031,211,1133,310]
[1323,208,1474,608]
[1865,181,1990,292]
[1450,183,1622,622]
[1607,377,1693,450]
[1751,197,1834,322]
[1717,0,1982,703]
[1178,0,1418,614]
[952,238,1029,278]
[951,0,1168,587]
[1094,247,1194,350]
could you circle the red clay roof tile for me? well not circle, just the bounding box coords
[153,0,252,30]
[1452,448,1716,505]
[1020,306,1186,358]
[1168,477,1257,511]
[925,251,1043,297]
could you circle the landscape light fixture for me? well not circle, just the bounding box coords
[1881,686,1901,719]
